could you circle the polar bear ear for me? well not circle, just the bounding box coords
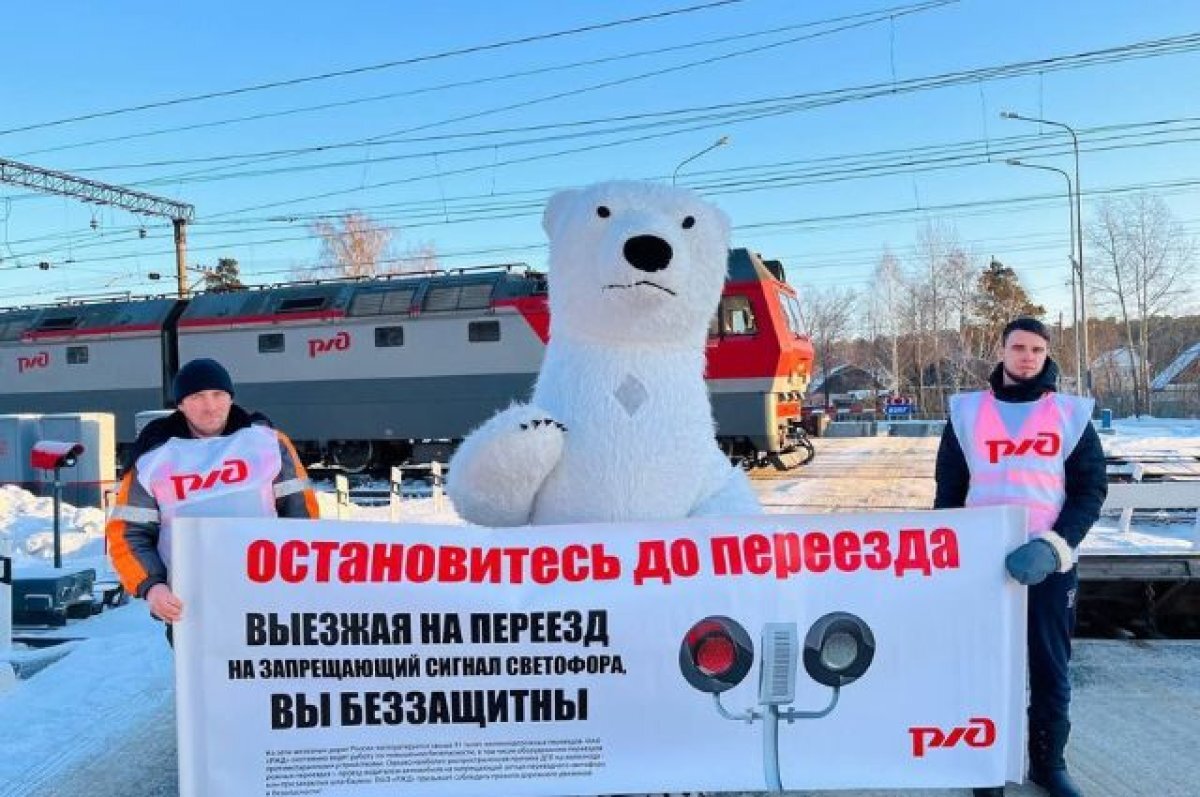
[543,189,581,238]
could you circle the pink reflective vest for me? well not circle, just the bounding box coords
[134,425,284,569]
[949,390,1094,539]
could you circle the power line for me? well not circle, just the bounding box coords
[0,0,750,138]
[17,0,953,161]
[130,7,941,190]
[179,31,1200,217]
[7,114,1200,265]
[5,25,1196,219]
[8,171,1199,278]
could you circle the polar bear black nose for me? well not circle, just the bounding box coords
[623,235,673,272]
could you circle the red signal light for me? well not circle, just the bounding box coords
[680,616,754,693]
[696,635,736,676]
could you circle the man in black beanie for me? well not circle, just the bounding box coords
[935,318,1106,797]
[106,357,319,639]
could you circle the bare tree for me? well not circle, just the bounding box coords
[912,220,967,411]
[1087,193,1196,415]
[867,249,904,395]
[801,285,858,409]
[942,245,985,392]
[310,213,395,278]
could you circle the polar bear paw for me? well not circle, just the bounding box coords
[446,403,566,527]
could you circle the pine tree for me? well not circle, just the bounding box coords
[203,257,245,292]
[974,259,1045,344]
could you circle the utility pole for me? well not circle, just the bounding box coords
[0,156,195,297]
[1004,158,1084,394]
[999,112,1089,395]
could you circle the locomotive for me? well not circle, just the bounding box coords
[0,248,814,470]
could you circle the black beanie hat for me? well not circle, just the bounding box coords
[173,358,235,403]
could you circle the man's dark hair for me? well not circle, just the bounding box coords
[1001,316,1050,344]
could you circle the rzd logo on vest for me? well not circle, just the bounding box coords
[909,717,996,757]
[985,431,1060,464]
[171,459,249,500]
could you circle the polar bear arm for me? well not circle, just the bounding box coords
[689,453,761,518]
[446,404,565,527]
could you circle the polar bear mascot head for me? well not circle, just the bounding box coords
[541,180,731,349]
[446,180,761,527]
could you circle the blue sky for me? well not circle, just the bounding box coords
[1,0,1198,320]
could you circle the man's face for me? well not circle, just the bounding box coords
[1001,329,1048,382]
[179,390,232,438]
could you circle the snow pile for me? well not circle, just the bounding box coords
[0,485,108,575]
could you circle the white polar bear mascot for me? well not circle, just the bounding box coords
[447,180,761,526]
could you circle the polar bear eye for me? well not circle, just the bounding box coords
[596,206,611,218]
[682,215,696,229]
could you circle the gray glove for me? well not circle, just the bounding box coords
[1005,538,1060,585]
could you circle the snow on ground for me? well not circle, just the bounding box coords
[0,601,172,794]
[1106,416,1200,454]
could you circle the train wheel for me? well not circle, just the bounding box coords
[330,440,374,474]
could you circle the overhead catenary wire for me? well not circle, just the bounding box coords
[7,171,1200,281]
[160,31,1200,218]
[0,0,751,138]
[9,24,1191,209]
[6,113,1199,264]
[14,0,956,162]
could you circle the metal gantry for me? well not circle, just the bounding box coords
[0,156,195,297]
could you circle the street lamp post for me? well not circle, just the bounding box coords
[1000,111,1090,395]
[672,135,730,185]
[1004,158,1083,395]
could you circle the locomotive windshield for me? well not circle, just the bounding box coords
[708,295,757,337]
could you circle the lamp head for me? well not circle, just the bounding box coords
[803,612,876,687]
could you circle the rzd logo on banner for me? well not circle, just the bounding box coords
[909,717,996,757]
[171,459,249,500]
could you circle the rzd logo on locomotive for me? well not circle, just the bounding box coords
[170,459,249,500]
[18,351,50,373]
[308,330,350,358]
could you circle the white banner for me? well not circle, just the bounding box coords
[173,507,1026,796]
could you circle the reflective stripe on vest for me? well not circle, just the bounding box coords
[134,424,282,569]
[950,390,1093,536]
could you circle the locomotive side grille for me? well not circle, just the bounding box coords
[458,283,494,310]
[380,288,416,314]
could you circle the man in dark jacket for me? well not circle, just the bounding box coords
[935,317,1106,797]
[106,358,319,636]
